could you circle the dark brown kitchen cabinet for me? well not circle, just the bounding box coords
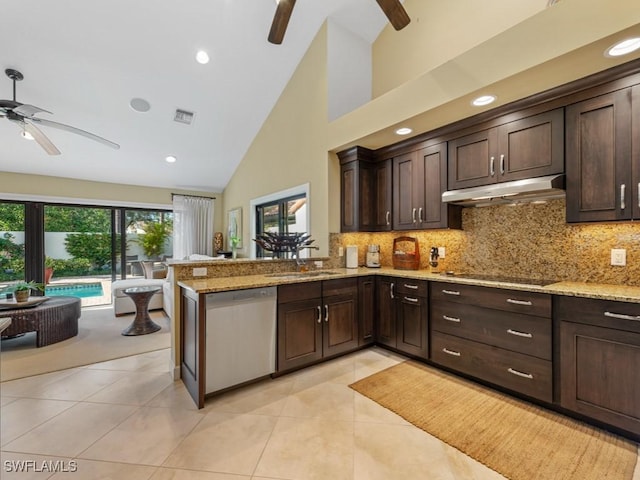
[448,108,564,190]
[430,282,552,403]
[393,143,461,231]
[395,280,429,359]
[566,86,640,222]
[277,279,358,373]
[338,147,392,232]
[180,287,205,408]
[376,276,397,348]
[358,276,375,346]
[557,296,640,438]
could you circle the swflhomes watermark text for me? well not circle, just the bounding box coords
[4,459,78,473]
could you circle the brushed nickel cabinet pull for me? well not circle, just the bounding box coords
[500,154,505,174]
[508,367,533,379]
[404,296,419,303]
[604,311,640,322]
[507,328,533,338]
[443,315,461,323]
[412,207,417,223]
[404,283,419,289]
[324,304,329,322]
[418,207,423,223]
[506,298,533,306]
[442,289,461,296]
[390,283,395,299]
[386,211,391,225]
[490,156,495,176]
[621,184,626,210]
[443,348,461,357]
[317,305,322,323]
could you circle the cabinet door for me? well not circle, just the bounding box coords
[633,85,640,220]
[181,288,205,408]
[448,128,497,190]
[340,160,360,232]
[376,277,397,348]
[497,108,564,183]
[566,89,632,222]
[277,298,323,372]
[374,159,393,231]
[323,292,358,357]
[358,277,375,346]
[417,143,461,230]
[396,294,428,359]
[560,321,640,436]
[393,151,418,230]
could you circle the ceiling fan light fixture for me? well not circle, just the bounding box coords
[605,37,640,57]
[21,129,34,140]
[195,50,210,64]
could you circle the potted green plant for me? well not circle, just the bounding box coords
[135,223,171,260]
[230,236,240,259]
[12,280,44,302]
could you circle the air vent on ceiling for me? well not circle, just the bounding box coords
[174,109,195,125]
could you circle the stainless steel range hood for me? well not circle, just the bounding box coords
[442,174,565,207]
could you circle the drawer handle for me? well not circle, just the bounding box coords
[507,328,533,338]
[404,296,419,303]
[443,315,461,323]
[506,298,532,306]
[442,348,461,357]
[621,184,626,211]
[507,368,533,380]
[317,305,322,323]
[442,289,461,296]
[604,311,640,322]
[404,284,419,290]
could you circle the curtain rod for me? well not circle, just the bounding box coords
[171,193,217,200]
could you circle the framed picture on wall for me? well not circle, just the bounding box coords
[227,207,243,249]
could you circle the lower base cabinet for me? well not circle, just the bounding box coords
[277,279,359,373]
[558,296,640,438]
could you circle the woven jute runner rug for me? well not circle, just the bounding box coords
[350,361,638,480]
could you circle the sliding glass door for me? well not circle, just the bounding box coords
[0,202,26,298]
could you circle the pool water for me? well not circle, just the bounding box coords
[45,283,104,299]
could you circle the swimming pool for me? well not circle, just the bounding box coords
[45,283,104,299]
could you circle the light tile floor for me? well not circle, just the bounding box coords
[1,347,638,479]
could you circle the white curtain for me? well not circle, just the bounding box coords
[172,195,215,259]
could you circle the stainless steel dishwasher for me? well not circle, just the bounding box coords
[204,286,277,394]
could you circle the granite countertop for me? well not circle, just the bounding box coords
[178,267,640,304]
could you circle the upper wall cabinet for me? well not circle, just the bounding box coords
[339,147,392,232]
[393,143,461,230]
[448,109,565,190]
[566,86,640,223]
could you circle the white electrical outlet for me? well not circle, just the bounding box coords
[611,249,626,266]
[314,260,324,268]
[193,267,207,276]
[338,247,344,257]
[438,247,446,259]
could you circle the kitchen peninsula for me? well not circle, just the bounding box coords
[176,261,640,441]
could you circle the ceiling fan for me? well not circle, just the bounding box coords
[268,0,411,44]
[0,68,120,156]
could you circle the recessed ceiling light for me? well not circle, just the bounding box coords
[195,50,210,64]
[165,155,177,163]
[472,95,496,107]
[605,37,640,57]
[395,127,412,136]
[130,98,151,113]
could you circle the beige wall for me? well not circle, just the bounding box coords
[222,25,331,256]
[0,171,224,232]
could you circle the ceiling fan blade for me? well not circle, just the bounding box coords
[376,0,411,31]
[13,104,53,118]
[29,117,120,150]
[13,119,61,155]
[268,0,296,44]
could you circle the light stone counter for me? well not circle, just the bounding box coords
[178,267,640,304]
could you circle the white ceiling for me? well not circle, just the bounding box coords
[0,0,388,192]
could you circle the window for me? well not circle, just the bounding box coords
[251,184,309,259]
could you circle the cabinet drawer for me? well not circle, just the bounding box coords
[555,296,640,334]
[396,279,428,297]
[432,332,552,403]
[278,282,322,304]
[431,282,551,317]
[431,300,551,360]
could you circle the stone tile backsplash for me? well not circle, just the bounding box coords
[331,199,640,286]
